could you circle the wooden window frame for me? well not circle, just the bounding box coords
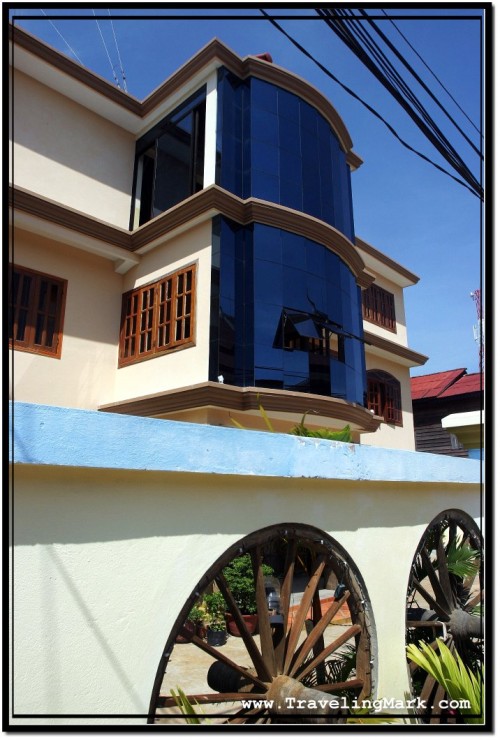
[362,284,396,332]
[118,264,196,367]
[9,264,67,359]
[367,370,402,426]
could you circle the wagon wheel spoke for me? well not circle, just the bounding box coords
[274,536,297,672]
[251,546,277,677]
[411,578,450,621]
[151,526,373,725]
[406,513,484,726]
[215,571,272,682]
[284,554,326,673]
[158,691,268,708]
[436,536,456,609]
[189,634,268,690]
[294,624,361,683]
[314,678,364,693]
[420,547,453,614]
[289,591,350,677]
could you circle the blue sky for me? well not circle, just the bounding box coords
[10,5,486,377]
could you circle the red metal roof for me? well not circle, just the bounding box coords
[410,369,466,400]
[439,372,483,398]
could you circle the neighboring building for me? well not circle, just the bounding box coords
[9,25,426,448]
[411,369,483,456]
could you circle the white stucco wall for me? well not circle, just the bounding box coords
[10,230,122,409]
[362,357,416,450]
[11,70,135,228]
[111,220,213,403]
[10,403,483,726]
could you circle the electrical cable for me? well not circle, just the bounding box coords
[381,8,482,138]
[92,8,121,89]
[39,9,84,66]
[316,8,482,198]
[108,9,128,92]
[259,9,481,200]
[354,8,481,157]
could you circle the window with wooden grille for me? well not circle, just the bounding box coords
[362,284,396,332]
[9,264,67,358]
[367,370,402,425]
[119,264,196,366]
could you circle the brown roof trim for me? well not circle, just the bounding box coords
[10,27,361,165]
[99,381,381,433]
[10,24,142,115]
[355,236,419,285]
[132,186,372,287]
[364,331,428,366]
[11,185,373,288]
[9,186,132,250]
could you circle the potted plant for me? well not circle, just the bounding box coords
[223,554,274,636]
[186,605,206,640]
[204,592,227,646]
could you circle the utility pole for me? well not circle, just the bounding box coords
[470,289,484,373]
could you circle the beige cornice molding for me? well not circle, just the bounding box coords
[355,236,419,287]
[99,381,381,433]
[10,26,362,167]
[10,185,373,287]
[364,330,428,367]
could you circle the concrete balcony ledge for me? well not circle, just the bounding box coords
[9,401,481,485]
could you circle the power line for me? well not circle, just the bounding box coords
[92,8,121,89]
[381,9,482,139]
[316,8,482,199]
[39,9,84,66]
[259,9,481,200]
[108,10,128,92]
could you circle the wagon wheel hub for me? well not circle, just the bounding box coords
[151,525,374,724]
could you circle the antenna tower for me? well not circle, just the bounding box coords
[470,289,484,373]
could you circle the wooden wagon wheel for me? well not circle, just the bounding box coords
[406,510,483,724]
[149,525,374,724]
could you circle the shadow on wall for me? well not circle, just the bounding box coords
[12,464,481,548]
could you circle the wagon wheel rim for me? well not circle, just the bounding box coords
[150,525,374,724]
[406,511,483,724]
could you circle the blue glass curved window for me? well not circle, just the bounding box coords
[210,218,366,406]
[217,70,355,241]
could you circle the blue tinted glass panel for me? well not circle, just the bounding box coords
[254,302,283,345]
[280,178,303,212]
[280,150,302,181]
[255,367,284,388]
[279,121,301,154]
[251,107,279,145]
[253,140,279,176]
[278,88,300,120]
[254,260,283,305]
[306,241,326,276]
[300,101,318,134]
[253,223,282,263]
[282,233,306,270]
[252,79,278,113]
[251,171,280,202]
[254,344,284,369]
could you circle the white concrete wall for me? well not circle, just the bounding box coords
[11,70,135,229]
[10,405,482,725]
[11,464,481,725]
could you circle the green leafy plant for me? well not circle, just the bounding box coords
[203,592,227,631]
[169,687,205,724]
[232,401,353,442]
[188,605,205,625]
[223,554,274,615]
[406,639,484,724]
[446,538,481,580]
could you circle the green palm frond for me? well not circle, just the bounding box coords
[406,640,484,724]
[446,538,480,580]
